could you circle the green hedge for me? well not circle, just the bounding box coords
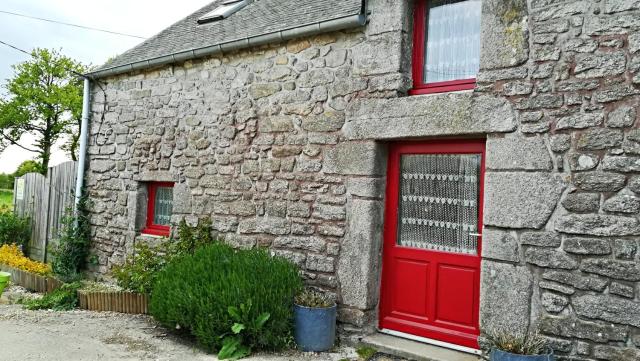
[0,212,30,250]
[149,243,302,353]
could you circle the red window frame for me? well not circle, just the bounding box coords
[409,0,478,95]
[143,182,174,237]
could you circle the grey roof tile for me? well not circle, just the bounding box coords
[97,0,363,71]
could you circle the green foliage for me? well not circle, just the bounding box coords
[112,218,215,294]
[356,346,377,360]
[295,288,335,308]
[50,197,91,282]
[112,241,173,295]
[0,174,14,190]
[219,301,271,360]
[0,212,31,250]
[483,329,547,355]
[150,243,302,353]
[0,189,14,214]
[176,218,214,255]
[0,48,88,171]
[13,160,43,178]
[23,282,81,311]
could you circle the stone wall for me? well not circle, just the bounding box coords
[84,0,640,359]
[476,1,640,360]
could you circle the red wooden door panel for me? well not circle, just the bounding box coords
[380,140,485,350]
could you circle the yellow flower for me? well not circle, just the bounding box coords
[0,244,52,276]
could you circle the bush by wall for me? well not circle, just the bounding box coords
[112,241,173,295]
[149,243,302,353]
[0,212,31,250]
[50,198,91,282]
[0,244,50,276]
[112,218,215,294]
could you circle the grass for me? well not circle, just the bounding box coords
[0,189,13,213]
[356,346,377,360]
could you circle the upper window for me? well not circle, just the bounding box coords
[143,182,174,237]
[411,0,482,95]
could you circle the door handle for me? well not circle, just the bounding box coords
[468,233,482,237]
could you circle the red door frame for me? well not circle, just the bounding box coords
[379,139,485,349]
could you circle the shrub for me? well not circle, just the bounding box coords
[0,212,31,250]
[150,243,302,353]
[23,282,81,310]
[112,241,172,294]
[50,198,91,282]
[0,244,51,276]
[112,218,215,294]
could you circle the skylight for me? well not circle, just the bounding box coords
[197,0,249,24]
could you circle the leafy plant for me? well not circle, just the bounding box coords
[22,282,81,310]
[295,288,335,308]
[483,328,547,355]
[218,301,271,360]
[0,212,31,250]
[112,218,215,294]
[356,346,377,360]
[112,241,173,294]
[150,242,302,353]
[175,218,214,255]
[0,244,50,275]
[50,197,91,282]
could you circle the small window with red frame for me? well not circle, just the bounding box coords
[411,0,482,95]
[143,182,174,237]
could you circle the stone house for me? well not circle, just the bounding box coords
[83,0,640,359]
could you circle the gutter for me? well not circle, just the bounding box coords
[74,77,91,207]
[86,13,368,79]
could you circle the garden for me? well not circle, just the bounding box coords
[0,202,554,361]
[0,209,383,360]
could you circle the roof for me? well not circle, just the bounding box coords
[89,0,366,78]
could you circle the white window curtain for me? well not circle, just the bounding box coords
[154,187,174,226]
[424,0,482,83]
[397,154,481,254]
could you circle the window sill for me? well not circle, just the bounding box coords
[409,80,476,96]
[141,227,170,237]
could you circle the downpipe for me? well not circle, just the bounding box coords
[75,77,91,209]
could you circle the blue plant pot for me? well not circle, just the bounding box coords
[294,303,337,352]
[490,349,555,361]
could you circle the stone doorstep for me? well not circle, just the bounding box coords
[362,333,481,361]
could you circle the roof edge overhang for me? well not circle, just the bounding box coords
[86,13,368,79]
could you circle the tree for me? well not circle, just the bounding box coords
[13,160,43,178]
[0,49,87,175]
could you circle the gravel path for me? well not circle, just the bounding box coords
[0,301,358,361]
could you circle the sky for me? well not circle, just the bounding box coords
[0,0,212,173]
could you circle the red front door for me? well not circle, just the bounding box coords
[379,140,485,350]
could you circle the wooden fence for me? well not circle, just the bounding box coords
[13,161,78,263]
[78,291,149,314]
[0,265,63,293]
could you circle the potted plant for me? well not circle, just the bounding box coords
[294,288,337,352]
[484,329,555,361]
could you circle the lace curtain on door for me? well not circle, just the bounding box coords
[397,154,480,254]
[423,0,482,83]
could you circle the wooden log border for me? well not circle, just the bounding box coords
[0,264,62,293]
[78,291,149,314]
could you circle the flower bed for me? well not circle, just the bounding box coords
[0,264,62,293]
[77,290,149,314]
[0,244,51,276]
[0,244,60,293]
